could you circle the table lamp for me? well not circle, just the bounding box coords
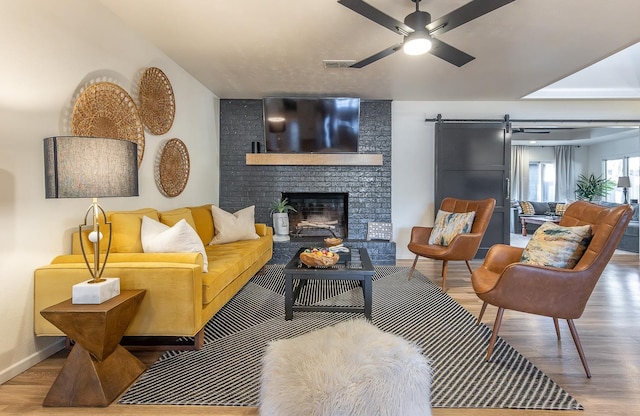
[617,176,631,204]
[44,136,139,303]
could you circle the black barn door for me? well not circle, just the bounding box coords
[435,122,511,257]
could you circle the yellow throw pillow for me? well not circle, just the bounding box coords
[159,208,197,231]
[519,201,535,215]
[428,210,476,246]
[520,221,592,269]
[188,204,215,244]
[555,202,571,216]
[108,208,159,253]
[209,205,259,245]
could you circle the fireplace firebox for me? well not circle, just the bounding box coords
[282,192,348,238]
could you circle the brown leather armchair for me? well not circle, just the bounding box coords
[472,201,633,378]
[408,197,496,291]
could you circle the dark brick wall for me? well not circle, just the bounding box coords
[219,99,395,263]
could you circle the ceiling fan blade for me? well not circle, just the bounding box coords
[429,38,475,67]
[338,0,412,35]
[350,44,403,68]
[427,0,515,36]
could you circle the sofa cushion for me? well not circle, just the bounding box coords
[108,208,159,253]
[520,221,592,268]
[428,210,475,246]
[188,204,215,244]
[519,201,535,215]
[202,236,271,304]
[530,201,551,215]
[210,205,259,245]
[141,216,208,272]
[159,208,198,231]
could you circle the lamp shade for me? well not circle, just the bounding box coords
[44,136,139,199]
[617,176,631,188]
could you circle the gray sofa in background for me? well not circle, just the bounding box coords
[598,201,639,253]
[512,200,639,253]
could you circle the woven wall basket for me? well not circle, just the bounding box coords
[71,82,145,167]
[155,138,190,197]
[138,67,175,135]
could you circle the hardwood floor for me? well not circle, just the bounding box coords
[1,254,638,415]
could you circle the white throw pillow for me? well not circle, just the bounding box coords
[140,216,208,272]
[209,205,260,245]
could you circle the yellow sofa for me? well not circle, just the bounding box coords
[34,205,273,348]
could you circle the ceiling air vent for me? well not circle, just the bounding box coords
[323,60,356,69]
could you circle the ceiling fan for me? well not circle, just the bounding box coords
[337,0,516,68]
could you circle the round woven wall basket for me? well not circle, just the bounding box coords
[155,138,190,197]
[138,67,175,135]
[71,82,145,167]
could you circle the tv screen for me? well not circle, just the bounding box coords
[263,97,360,153]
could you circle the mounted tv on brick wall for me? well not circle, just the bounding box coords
[263,97,360,153]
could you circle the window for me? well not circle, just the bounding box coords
[528,161,555,201]
[604,158,624,202]
[604,156,639,202]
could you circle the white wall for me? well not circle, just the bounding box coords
[587,135,640,177]
[527,146,554,162]
[392,101,640,259]
[0,0,220,383]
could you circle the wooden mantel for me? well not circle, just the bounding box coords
[246,153,383,166]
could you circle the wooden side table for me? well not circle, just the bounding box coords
[520,216,561,236]
[40,290,146,407]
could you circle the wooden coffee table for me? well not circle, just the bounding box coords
[283,248,375,320]
[520,216,561,236]
[40,290,146,407]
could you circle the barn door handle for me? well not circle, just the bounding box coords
[505,178,510,200]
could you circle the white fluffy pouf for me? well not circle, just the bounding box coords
[259,319,432,416]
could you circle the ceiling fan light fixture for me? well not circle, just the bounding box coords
[403,31,432,55]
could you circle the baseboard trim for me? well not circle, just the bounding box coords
[0,338,65,385]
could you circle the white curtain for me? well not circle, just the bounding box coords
[511,146,529,201]
[555,145,575,202]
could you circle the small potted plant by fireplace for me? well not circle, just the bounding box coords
[270,197,297,242]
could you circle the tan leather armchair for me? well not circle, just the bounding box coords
[472,201,633,378]
[408,197,496,291]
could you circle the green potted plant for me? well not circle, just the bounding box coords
[575,174,615,202]
[270,198,297,242]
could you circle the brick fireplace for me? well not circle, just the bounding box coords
[219,99,395,264]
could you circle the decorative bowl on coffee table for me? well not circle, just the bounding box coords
[300,249,339,268]
[324,237,343,247]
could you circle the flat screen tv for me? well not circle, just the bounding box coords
[263,97,360,153]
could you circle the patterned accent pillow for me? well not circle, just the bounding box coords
[519,201,535,215]
[520,221,592,269]
[428,210,476,246]
[555,202,569,216]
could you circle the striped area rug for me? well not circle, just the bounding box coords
[120,265,583,410]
